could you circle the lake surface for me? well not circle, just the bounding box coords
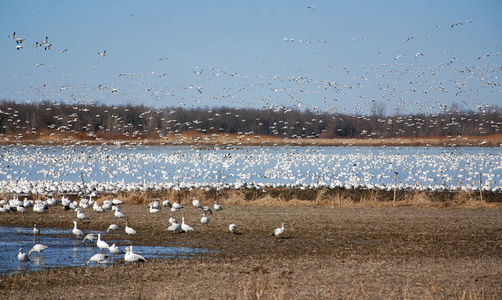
[0,145,501,194]
[0,226,209,275]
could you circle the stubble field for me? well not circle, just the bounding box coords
[1,193,501,299]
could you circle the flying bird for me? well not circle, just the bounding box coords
[415,52,424,59]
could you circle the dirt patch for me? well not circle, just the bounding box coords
[1,202,501,299]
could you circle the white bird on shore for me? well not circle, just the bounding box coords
[76,208,89,221]
[125,220,137,235]
[171,202,183,212]
[109,243,123,255]
[96,233,109,252]
[181,217,194,232]
[192,197,202,209]
[18,248,30,263]
[33,224,40,235]
[166,220,182,233]
[214,201,223,212]
[72,220,84,238]
[113,206,126,218]
[200,213,210,225]
[86,253,109,266]
[229,223,238,234]
[28,244,49,256]
[272,223,285,237]
[162,199,172,207]
[82,233,97,244]
[107,224,120,233]
[124,245,146,264]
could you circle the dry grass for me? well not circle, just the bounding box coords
[1,130,501,147]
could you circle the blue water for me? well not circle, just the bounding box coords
[0,226,209,275]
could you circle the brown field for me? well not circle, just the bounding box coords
[1,130,502,147]
[1,190,501,299]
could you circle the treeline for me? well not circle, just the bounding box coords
[1,100,501,139]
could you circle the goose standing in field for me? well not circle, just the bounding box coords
[72,220,84,238]
[113,206,126,218]
[82,233,97,244]
[171,202,183,212]
[109,243,123,255]
[124,245,146,265]
[229,223,238,234]
[125,220,137,235]
[168,214,177,224]
[192,197,202,209]
[162,199,172,208]
[76,208,89,221]
[272,223,285,238]
[166,220,182,233]
[202,206,212,215]
[200,213,210,225]
[107,224,120,234]
[214,201,223,212]
[96,233,109,253]
[86,253,109,266]
[149,203,161,214]
[18,248,30,263]
[181,217,194,233]
[28,244,49,256]
[33,224,40,235]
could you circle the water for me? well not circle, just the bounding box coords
[0,226,209,275]
[0,145,501,193]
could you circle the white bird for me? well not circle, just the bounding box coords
[200,213,210,225]
[272,223,285,237]
[168,214,177,224]
[415,52,424,59]
[171,202,183,212]
[76,208,89,221]
[162,199,172,207]
[112,199,123,206]
[18,248,30,263]
[125,221,137,235]
[107,224,120,233]
[72,220,84,238]
[28,244,49,256]
[82,233,97,244]
[202,206,212,215]
[86,253,109,266]
[33,224,40,235]
[214,201,223,212]
[166,221,182,233]
[8,32,16,39]
[124,245,146,264]
[181,217,194,232]
[229,224,238,234]
[96,233,109,252]
[109,243,123,255]
[149,204,160,214]
[98,50,107,57]
[192,198,202,209]
[113,206,126,218]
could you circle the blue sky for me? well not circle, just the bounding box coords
[1,0,501,116]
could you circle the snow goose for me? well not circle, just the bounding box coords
[202,206,212,215]
[86,253,109,266]
[28,244,49,256]
[109,244,123,255]
[149,204,160,214]
[107,224,120,234]
[162,199,172,208]
[167,220,182,233]
[171,202,183,211]
[124,245,146,265]
[96,233,110,252]
[229,223,238,234]
[125,220,137,235]
[113,206,126,218]
[200,213,210,225]
[214,201,223,212]
[272,223,285,237]
[18,248,30,263]
[82,233,97,244]
[33,224,40,235]
[192,197,202,209]
[72,220,84,238]
[76,208,89,221]
[181,217,194,232]
[168,214,177,224]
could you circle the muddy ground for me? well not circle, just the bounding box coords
[1,202,501,299]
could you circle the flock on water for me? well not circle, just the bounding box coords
[9,194,276,268]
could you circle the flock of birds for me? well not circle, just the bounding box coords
[10,195,286,268]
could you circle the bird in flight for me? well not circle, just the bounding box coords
[307,5,316,10]
[98,50,107,57]
[415,52,424,59]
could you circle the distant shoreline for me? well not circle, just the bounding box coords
[1,132,501,147]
